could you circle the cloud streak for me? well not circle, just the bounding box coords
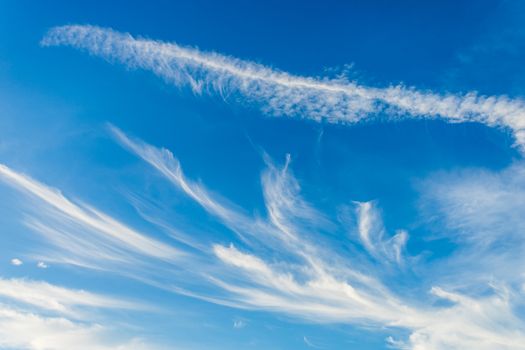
[0,277,141,317]
[108,126,525,349]
[0,163,179,264]
[417,162,525,289]
[2,124,525,349]
[0,277,156,350]
[42,25,525,149]
[4,124,522,349]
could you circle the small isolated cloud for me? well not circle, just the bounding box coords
[10,258,23,266]
[37,262,48,269]
[233,319,246,329]
[304,336,322,349]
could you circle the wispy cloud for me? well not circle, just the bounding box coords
[0,307,154,350]
[303,336,322,349]
[211,243,525,350]
[42,25,525,150]
[232,319,246,329]
[0,277,141,317]
[0,163,180,267]
[108,126,525,349]
[109,124,295,252]
[109,125,255,237]
[0,277,157,350]
[2,124,524,349]
[417,162,525,287]
[419,163,525,248]
[4,124,519,349]
[355,201,408,264]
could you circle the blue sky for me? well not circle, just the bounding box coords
[1,1,525,349]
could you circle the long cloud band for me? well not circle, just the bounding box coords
[41,25,525,151]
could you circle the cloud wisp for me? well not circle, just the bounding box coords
[0,163,180,269]
[417,162,525,289]
[355,201,408,264]
[42,25,525,149]
[21,21,525,350]
[1,125,524,349]
[109,126,525,350]
[0,277,155,350]
[0,277,141,318]
[0,306,154,350]
[5,124,525,349]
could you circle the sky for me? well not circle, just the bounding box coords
[1,1,525,349]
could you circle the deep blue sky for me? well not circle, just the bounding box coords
[1,1,525,349]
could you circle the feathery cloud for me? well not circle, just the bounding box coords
[42,25,525,150]
[0,278,140,317]
[0,163,179,265]
[355,201,408,264]
[417,162,525,288]
[108,126,525,349]
[0,277,156,350]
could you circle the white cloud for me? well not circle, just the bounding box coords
[303,336,322,349]
[109,125,249,230]
[108,127,525,349]
[37,261,48,269]
[2,125,523,349]
[10,18,525,350]
[0,278,140,317]
[419,163,525,248]
[232,319,246,329]
[0,277,157,350]
[355,201,408,264]
[211,243,525,350]
[0,306,153,350]
[416,162,525,290]
[0,163,180,266]
[10,258,23,266]
[109,124,290,252]
[42,25,525,150]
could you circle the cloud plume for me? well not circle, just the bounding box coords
[42,25,525,149]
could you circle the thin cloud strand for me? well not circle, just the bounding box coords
[42,24,525,150]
